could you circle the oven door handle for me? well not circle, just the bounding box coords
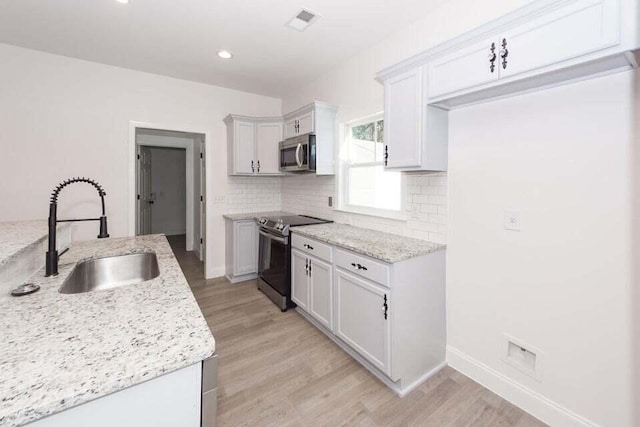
[295,143,303,168]
[259,229,287,244]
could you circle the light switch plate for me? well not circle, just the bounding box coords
[504,210,521,232]
[213,195,226,204]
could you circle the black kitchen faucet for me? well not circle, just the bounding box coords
[45,177,109,276]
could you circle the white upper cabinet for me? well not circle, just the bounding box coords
[283,101,338,175]
[256,122,283,174]
[224,115,283,176]
[428,35,500,99]
[384,68,423,169]
[284,111,315,139]
[498,0,620,79]
[233,120,256,175]
[376,0,633,171]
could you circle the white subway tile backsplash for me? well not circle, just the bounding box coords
[224,171,448,243]
[280,171,448,244]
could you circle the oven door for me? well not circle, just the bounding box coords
[258,228,290,296]
[280,141,309,172]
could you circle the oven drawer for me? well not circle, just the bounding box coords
[335,248,390,287]
[292,234,333,262]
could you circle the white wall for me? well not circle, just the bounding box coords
[280,0,637,425]
[0,43,281,278]
[148,147,186,236]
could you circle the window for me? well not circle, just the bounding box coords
[339,114,403,216]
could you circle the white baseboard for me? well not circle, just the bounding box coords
[446,346,596,427]
[225,273,258,284]
[207,267,225,279]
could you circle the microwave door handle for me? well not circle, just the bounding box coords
[295,143,303,168]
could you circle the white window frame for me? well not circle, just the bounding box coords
[337,113,407,221]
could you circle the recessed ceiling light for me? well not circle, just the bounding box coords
[217,50,233,59]
[115,0,129,4]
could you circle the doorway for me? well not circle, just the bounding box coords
[135,128,206,261]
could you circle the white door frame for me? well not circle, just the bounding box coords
[128,121,212,271]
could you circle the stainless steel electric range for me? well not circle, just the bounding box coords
[257,214,331,311]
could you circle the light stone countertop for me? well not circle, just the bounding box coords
[0,220,71,268]
[292,223,445,263]
[0,234,215,427]
[223,211,294,221]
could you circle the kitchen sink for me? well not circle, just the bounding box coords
[59,252,160,294]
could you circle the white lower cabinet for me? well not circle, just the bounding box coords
[309,256,333,331]
[225,219,258,283]
[335,268,390,376]
[291,249,310,311]
[291,232,446,396]
[292,248,333,331]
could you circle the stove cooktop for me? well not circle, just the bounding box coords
[258,214,331,236]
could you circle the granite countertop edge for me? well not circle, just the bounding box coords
[291,223,446,263]
[0,221,72,269]
[223,211,294,221]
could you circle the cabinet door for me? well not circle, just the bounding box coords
[234,221,257,275]
[256,122,283,174]
[309,257,333,331]
[291,249,310,311]
[335,269,391,375]
[499,0,619,79]
[234,121,256,174]
[428,36,500,99]
[297,111,315,135]
[284,119,298,139]
[384,67,423,169]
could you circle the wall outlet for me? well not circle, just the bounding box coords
[213,195,226,204]
[328,196,333,207]
[504,210,521,231]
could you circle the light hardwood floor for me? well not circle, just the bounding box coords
[167,235,546,427]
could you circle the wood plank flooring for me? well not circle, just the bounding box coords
[167,235,546,427]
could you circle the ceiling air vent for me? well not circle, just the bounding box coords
[286,9,320,31]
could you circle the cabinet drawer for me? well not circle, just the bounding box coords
[335,249,390,287]
[292,234,333,262]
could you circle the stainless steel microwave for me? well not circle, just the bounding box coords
[279,133,316,172]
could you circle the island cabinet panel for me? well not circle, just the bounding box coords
[335,268,391,376]
[291,232,446,396]
[30,363,202,427]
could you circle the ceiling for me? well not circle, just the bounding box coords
[0,0,447,97]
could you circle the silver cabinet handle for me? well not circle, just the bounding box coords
[251,160,255,173]
[256,160,260,173]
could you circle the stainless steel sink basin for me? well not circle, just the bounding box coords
[59,253,160,294]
